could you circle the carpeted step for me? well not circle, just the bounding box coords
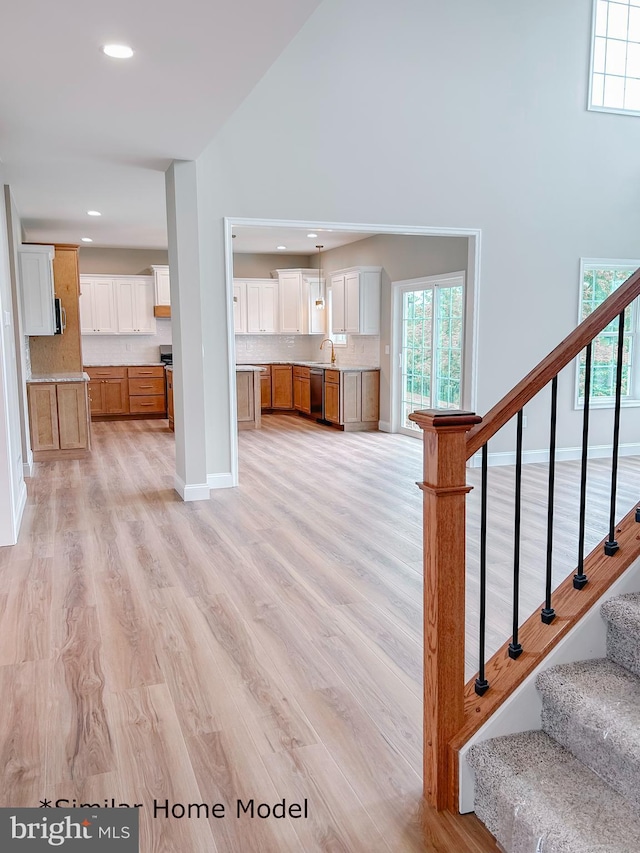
[601,592,640,677]
[468,730,640,853]
[537,658,640,813]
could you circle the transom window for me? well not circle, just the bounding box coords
[576,260,640,406]
[589,0,640,115]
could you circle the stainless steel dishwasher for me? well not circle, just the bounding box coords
[310,369,323,420]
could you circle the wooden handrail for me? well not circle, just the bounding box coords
[466,267,640,458]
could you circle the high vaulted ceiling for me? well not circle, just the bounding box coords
[0,0,322,248]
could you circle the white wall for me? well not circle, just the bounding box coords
[183,0,640,480]
[79,247,169,275]
[233,252,311,277]
[0,173,27,544]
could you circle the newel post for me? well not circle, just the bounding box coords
[408,408,481,811]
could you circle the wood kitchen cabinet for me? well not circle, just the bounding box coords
[293,366,311,414]
[324,368,380,431]
[151,265,171,317]
[271,364,293,409]
[258,364,272,408]
[86,367,129,415]
[27,380,91,460]
[85,365,166,419]
[236,369,262,429]
[166,369,174,431]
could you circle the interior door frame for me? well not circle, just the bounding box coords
[224,217,481,484]
[391,271,466,436]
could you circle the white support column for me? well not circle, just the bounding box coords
[165,161,210,501]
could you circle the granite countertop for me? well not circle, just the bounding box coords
[165,365,173,372]
[236,361,380,372]
[235,364,267,372]
[84,362,164,367]
[28,372,90,383]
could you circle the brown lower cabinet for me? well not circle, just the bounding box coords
[293,366,311,415]
[28,381,91,460]
[85,365,166,419]
[166,369,174,431]
[325,368,379,431]
[271,364,293,409]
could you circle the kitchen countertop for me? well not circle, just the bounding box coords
[237,361,380,372]
[84,362,165,367]
[28,372,90,383]
[236,364,267,372]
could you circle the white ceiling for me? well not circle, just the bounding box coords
[232,225,377,255]
[0,0,322,249]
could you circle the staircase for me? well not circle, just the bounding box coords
[468,592,640,852]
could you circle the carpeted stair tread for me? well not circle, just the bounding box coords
[537,658,640,811]
[468,730,640,853]
[601,592,640,677]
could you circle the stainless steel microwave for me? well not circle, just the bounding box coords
[54,297,66,335]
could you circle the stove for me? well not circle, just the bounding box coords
[159,345,172,366]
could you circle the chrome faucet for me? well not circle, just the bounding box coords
[320,338,336,364]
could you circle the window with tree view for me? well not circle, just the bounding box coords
[577,262,639,404]
[401,277,464,432]
[590,0,640,115]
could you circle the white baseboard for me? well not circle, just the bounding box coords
[207,472,235,489]
[468,441,640,468]
[13,480,27,543]
[173,475,211,502]
[22,459,34,478]
[378,420,391,433]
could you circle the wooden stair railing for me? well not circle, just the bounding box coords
[410,266,640,813]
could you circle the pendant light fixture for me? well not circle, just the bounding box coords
[315,244,325,309]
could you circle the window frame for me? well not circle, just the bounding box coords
[574,257,640,409]
[588,0,640,118]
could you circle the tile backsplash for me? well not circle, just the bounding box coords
[81,319,172,365]
[235,335,380,367]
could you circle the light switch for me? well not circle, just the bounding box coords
[384,345,390,355]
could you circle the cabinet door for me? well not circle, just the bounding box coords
[344,272,361,334]
[300,378,311,414]
[236,371,255,422]
[331,274,346,333]
[246,283,262,333]
[260,282,278,333]
[324,380,340,424]
[103,379,129,414]
[271,365,293,409]
[88,380,105,415]
[133,279,156,334]
[115,280,136,333]
[93,280,118,333]
[233,281,247,334]
[341,372,362,423]
[28,384,59,450]
[154,267,171,306]
[279,273,302,334]
[260,369,272,408]
[56,384,88,449]
[79,279,96,334]
[293,376,302,410]
[361,371,380,422]
[19,247,56,335]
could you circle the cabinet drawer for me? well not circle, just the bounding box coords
[86,366,126,379]
[129,377,165,396]
[293,366,310,379]
[325,369,340,384]
[127,366,165,378]
[129,395,166,414]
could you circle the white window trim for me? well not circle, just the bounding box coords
[587,0,640,118]
[574,257,640,410]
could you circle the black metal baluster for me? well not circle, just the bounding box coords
[509,410,524,659]
[475,443,489,696]
[604,309,626,556]
[574,343,592,589]
[541,376,558,624]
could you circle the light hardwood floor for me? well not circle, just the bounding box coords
[3,413,636,851]
[0,415,497,852]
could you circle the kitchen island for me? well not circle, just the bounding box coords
[27,372,91,460]
[236,365,266,430]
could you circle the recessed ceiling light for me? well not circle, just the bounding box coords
[307,233,318,238]
[276,245,287,250]
[81,237,93,243]
[87,210,101,216]
[102,44,134,59]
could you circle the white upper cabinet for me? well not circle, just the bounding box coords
[80,275,156,335]
[245,279,278,334]
[331,266,381,335]
[233,281,247,334]
[151,265,170,307]
[80,278,118,334]
[278,271,304,334]
[19,245,56,335]
[307,276,326,335]
[115,277,156,334]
